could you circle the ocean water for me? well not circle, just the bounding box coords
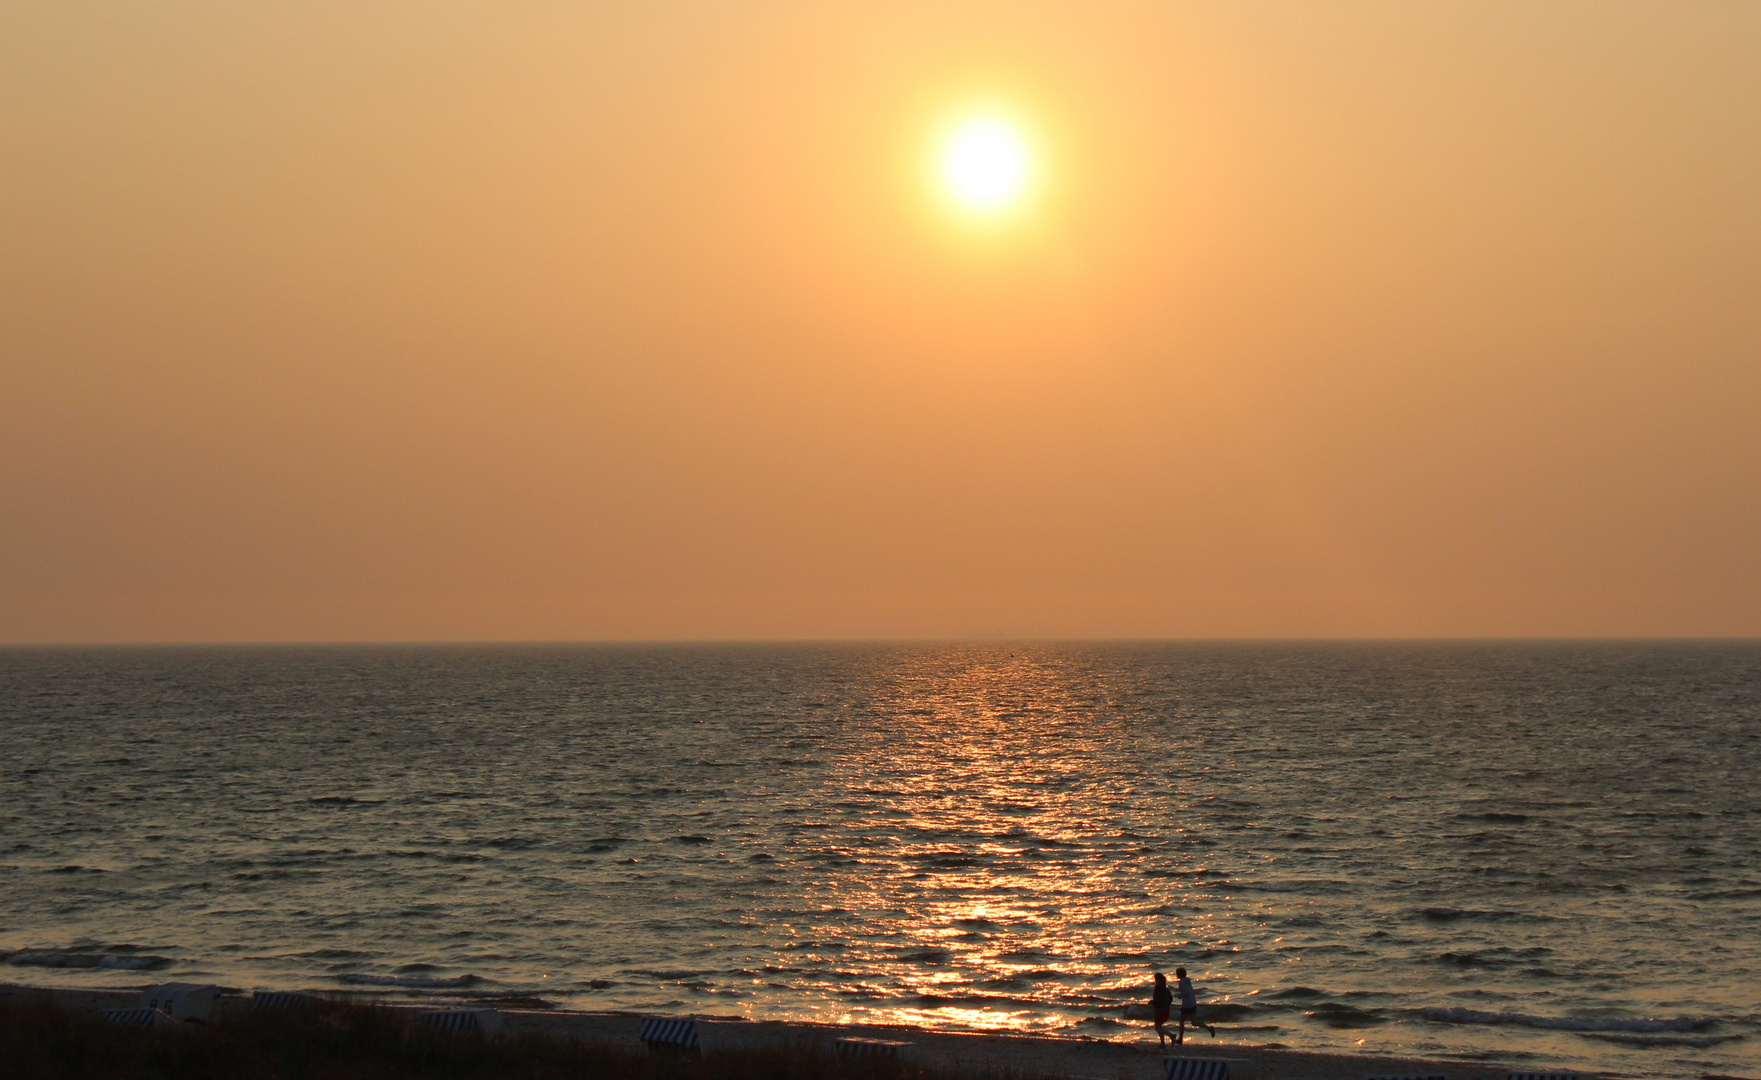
[1,643,1756,1077]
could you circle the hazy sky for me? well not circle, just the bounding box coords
[3,1,1757,642]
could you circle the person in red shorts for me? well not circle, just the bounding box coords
[1151,971,1174,1046]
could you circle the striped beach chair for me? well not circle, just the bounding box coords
[102,1008,178,1029]
[419,1009,504,1036]
[640,1017,701,1054]
[1509,1073,1586,1080]
[835,1037,911,1060]
[138,983,219,1022]
[251,991,311,1012]
[1164,1059,1232,1080]
[1368,1075,1447,1080]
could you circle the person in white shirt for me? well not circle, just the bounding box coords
[1174,966,1216,1043]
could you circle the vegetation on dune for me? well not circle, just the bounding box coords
[0,999,998,1080]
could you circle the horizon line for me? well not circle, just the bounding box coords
[4,635,1758,649]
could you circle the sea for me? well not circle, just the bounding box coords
[1,643,1756,1078]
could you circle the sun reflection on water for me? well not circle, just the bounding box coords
[790,648,1220,1033]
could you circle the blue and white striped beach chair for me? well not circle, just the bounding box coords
[640,1017,701,1054]
[102,1008,178,1029]
[251,991,311,1012]
[835,1037,911,1060]
[420,1009,503,1036]
[138,983,219,1022]
[1164,1058,1232,1080]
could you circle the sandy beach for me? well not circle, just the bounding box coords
[0,981,1534,1080]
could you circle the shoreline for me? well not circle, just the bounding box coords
[0,982,1547,1080]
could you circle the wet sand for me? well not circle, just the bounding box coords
[0,982,1532,1080]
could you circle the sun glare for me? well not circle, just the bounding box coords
[937,114,1032,216]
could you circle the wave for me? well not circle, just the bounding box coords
[1686,889,1761,901]
[622,968,718,980]
[1225,879,1355,894]
[99,955,169,970]
[336,973,480,988]
[1422,1007,1710,1032]
[1417,907,1530,922]
[1202,1004,1258,1022]
[1265,986,1328,999]
[1306,1003,1387,1028]
[1580,1032,1744,1048]
[1433,948,1550,968]
[456,989,559,1004]
[7,950,171,970]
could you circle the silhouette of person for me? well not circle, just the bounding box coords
[1174,966,1216,1042]
[1152,971,1174,1046]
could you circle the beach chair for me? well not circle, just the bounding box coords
[1508,1073,1585,1080]
[640,1017,701,1054]
[1368,1075,1447,1080]
[251,991,311,1012]
[137,983,219,1022]
[102,1008,179,1029]
[835,1037,911,1060]
[419,1009,504,1036]
[1164,1058,1232,1080]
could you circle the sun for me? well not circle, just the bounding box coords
[936,113,1033,216]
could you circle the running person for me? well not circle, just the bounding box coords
[1174,967,1216,1042]
[1151,972,1174,1046]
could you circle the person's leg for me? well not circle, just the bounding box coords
[1175,1013,1186,1043]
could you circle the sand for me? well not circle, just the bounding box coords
[0,981,1528,1080]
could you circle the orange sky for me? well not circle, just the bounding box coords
[2,1,1757,642]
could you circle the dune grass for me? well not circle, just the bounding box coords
[1,997,1016,1080]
